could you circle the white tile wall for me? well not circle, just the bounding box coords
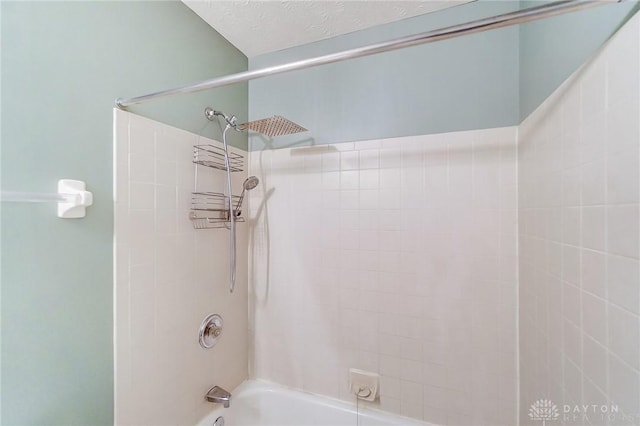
[518,13,640,426]
[114,110,249,425]
[248,127,519,425]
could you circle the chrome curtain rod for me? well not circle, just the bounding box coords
[116,0,621,108]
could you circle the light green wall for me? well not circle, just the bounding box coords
[519,0,639,120]
[0,2,247,425]
[248,1,521,150]
[249,0,639,150]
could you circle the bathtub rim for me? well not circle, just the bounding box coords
[197,378,434,426]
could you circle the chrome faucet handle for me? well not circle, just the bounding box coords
[207,324,222,338]
[199,314,223,349]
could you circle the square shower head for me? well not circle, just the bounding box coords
[239,115,307,138]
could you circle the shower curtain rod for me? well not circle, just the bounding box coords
[116,0,621,108]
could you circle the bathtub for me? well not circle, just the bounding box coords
[197,380,432,426]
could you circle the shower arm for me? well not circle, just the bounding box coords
[206,108,239,130]
[115,0,623,108]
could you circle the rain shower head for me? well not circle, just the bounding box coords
[239,116,307,137]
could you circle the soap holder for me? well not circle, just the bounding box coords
[349,368,379,402]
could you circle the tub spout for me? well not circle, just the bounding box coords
[206,386,231,408]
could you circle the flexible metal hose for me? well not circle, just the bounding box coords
[221,124,236,293]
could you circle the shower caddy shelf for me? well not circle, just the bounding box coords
[193,144,244,172]
[190,143,246,230]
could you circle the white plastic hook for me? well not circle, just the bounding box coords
[57,179,93,218]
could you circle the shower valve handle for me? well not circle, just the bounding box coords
[207,324,222,338]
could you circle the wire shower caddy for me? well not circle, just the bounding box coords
[189,144,246,229]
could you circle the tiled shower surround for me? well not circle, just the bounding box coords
[248,127,519,425]
[114,110,249,425]
[518,12,640,426]
[112,14,640,426]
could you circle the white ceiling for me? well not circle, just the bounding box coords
[182,1,469,58]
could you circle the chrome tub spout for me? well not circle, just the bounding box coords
[206,386,231,408]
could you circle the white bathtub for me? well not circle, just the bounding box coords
[197,380,432,426]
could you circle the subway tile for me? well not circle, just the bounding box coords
[379,148,402,169]
[607,149,639,204]
[322,151,340,172]
[379,168,402,189]
[155,131,177,161]
[580,118,606,165]
[580,159,607,206]
[607,204,640,259]
[607,254,640,314]
[130,154,155,183]
[359,169,379,190]
[563,166,582,207]
[128,124,155,156]
[155,159,176,186]
[322,171,340,191]
[129,182,154,210]
[400,338,423,361]
[608,354,640,416]
[582,249,607,298]
[608,303,640,370]
[359,150,379,170]
[423,384,448,410]
[562,244,581,287]
[422,363,448,389]
[156,185,177,211]
[582,206,606,251]
[563,319,583,368]
[379,355,402,379]
[340,190,359,210]
[130,263,154,295]
[562,207,581,246]
[340,150,359,170]
[359,189,379,210]
[606,99,640,155]
[582,292,607,345]
[401,380,424,406]
[380,375,401,397]
[340,170,359,190]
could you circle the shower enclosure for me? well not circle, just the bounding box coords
[113,0,640,425]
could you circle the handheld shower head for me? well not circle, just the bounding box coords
[243,176,260,191]
[235,176,260,214]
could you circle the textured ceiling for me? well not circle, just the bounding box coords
[182,1,470,58]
